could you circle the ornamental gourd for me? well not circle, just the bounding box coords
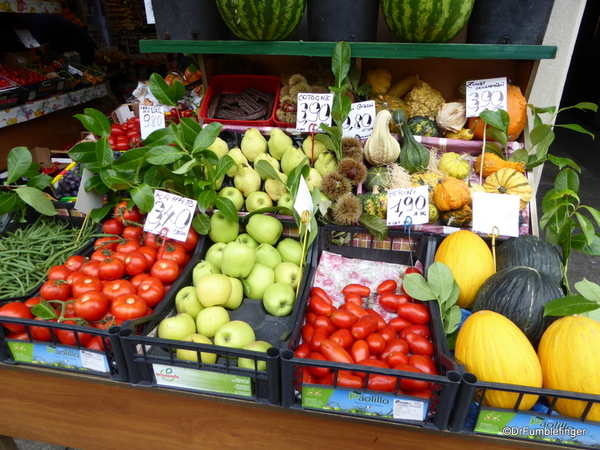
[538,315,600,421]
[483,168,532,210]
[439,204,472,228]
[438,152,471,179]
[455,310,543,410]
[471,266,564,346]
[434,230,495,309]
[392,108,431,174]
[474,152,526,178]
[364,109,401,166]
[431,177,470,211]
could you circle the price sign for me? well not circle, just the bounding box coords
[295,92,334,132]
[144,190,197,242]
[294,176,314,230]
[471,192,520,237]
[15,30,40,48]
[140,104,166,139]
[342,100,376,140]
[386,186,429,226]
[68,65,84,76]
[465,77,507,117]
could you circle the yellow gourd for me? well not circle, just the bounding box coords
[474,152,526,178]
[455,310,543,410]
[538,315,600,421]
[483,168,532,210]
[438,152,471,180]
[365,67,392,96]
[363,109,401,166]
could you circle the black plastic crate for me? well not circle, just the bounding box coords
[119,218,313,405]
[279,225,462,430]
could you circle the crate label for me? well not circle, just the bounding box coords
[301,386,427,421]
[475,407,597,446]
[342,100,376,140]
[295,92,333,132]
[152,364,252,397]
[6,341,110,374]
[386,186,429,226]
[144,189,196,242]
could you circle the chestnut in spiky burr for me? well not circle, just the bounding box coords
[337,157,367,186]
[332,193,363,226]
[341,137,363,161]
[321,172,352,202]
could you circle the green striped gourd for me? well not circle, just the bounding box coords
[380,0,476,43]
[215,0,306,41]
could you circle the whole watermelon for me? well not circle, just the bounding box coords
[381,0,475,43]
[215,0,306,41]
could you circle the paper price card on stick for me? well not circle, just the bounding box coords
[295,93,334,132]
[144,190,197,242]
[386,186,429,227]
[15,30,40,48]
[465,77,507,117]
[342,100,376,140]
[140,104,166,139]
[294,176,314,230]
[471,192,520,237]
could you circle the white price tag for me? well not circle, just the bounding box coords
[144,190,197,242]
[15,30,40,48]
[471,192,520,237]
[74,168,105,215]
[68,65,84,76]
[342,100,376,140]
[386,186,429,227]
[393,399,426,421]
[295,92,334,132]
[140,104,166,139]
[294,176,314,230]
[465,77,508,118]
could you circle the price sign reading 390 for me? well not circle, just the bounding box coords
[144,190,197,242]
[465,77,508,117]
[140,104,166,139]
[386,186,429,226]
[295,93,333,132]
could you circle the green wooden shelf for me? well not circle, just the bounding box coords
[139,39,557,60]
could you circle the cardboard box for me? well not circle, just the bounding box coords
[111,103,139,124]
[30,147,69,170]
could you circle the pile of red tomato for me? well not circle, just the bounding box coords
[0,201,199,350]
[295,270,439,397]
[108,117,142,151]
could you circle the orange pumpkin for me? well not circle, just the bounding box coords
[467,84,528,142]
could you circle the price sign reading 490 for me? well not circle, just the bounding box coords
[465,77,507,117]
[295,93,334,132]
[140,104,166,139]
[386,186,429,226]
[144,190,197,242]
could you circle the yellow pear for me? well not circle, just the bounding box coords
[241,128,267,162]
[207,137,229,159]
[254,152,280,178]
[234,163,261,197]
[264,172,288,202]
[226,147,248,178]
[268,127,294,160]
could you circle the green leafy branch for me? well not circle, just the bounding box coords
[544,278,600,319]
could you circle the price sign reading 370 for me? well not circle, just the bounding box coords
[144,190,197,242]
[386,186,429,226]
[295,93,333,132]
[465,77,507,117]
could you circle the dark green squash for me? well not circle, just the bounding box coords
[365,166,389,191]
[392,108,430,174]
[408,115,443,137]
[496,234,564,287]
[471,266,564,347]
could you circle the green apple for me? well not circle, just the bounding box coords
[302,135,328,161]
[254,152,280,178]
[217,187,245,212]
[268,127,294,160]
[175,333,217,364]
[192,260,220,286]
[245,191,273,213]
[242,263,275,300]
[220,241,256,278]
[214,320,256,349]
[225,147,248,177]
[274,261,302,291]
[195,306,230,338]
[314,150,338,176]
[276,237,303,266]
[208,211,240,243]
[223,277,244,310]
[196,273,232,308]
[277,193,295,216]
[264,172,288,202]
[245,214,283,245]
[175,286,204,320]
[305,167,323,193]
[157,313,197,341]
[241,128,267,162]
[255,243,282,270]
[234,163,261,197]
[237,340,272,371]
[262,282,296,317]
[280,145,309,176]
[204,243,227,272]
[235,233,259,249]
[207,136,229,159]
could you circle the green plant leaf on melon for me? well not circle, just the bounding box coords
[543,295,600,317]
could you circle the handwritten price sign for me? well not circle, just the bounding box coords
[140,104,166,139]
[465,77,508,117]
[386,186,429,227]
[342,100,376,140]
[295,93,334,132]
[144,190,197,242]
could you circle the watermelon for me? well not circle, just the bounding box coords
[215,0,306,41]
[380,0,475,43]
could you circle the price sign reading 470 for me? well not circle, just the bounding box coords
[144,190,197,242]
[386,186,429,226]
[465,77,507,117]
[295,93,334,132]
[140,104,166,139]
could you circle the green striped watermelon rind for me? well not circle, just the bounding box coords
[215,0,306,41]
[380,0,475,43]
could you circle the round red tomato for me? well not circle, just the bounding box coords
[40,280,70,301]
[122,225,144,241]
[55,321,92,346]
[102,279,136,303]
[85,335,105,351]
[111,294,147,321]
[113,201,142,224]
[102,218,125,235]
[397,303,430,325]
[64,255,87,272]
[71,277,103,299]
[79,260,101,278]
[124,251,148,276]
[136,277,164,308]
[94,237,119,252]
[115,238,142,255]
[130,273,151,288]
[137,246,157,267]
[98,257,126,281]
[0,301,33,333]
[90,248,114,262]
[24,297,42,308]
[143,232,163,249]
[74,291,110,322]
[66,271,87,286]
[150,259,180,284]
[156,242,187,267]
[47,264,71,281]
[29,317,56,342]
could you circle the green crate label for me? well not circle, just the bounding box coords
[475,407,599,447]
[152,364,252,397]
[301,386,427,421]
[7,341,109,373]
